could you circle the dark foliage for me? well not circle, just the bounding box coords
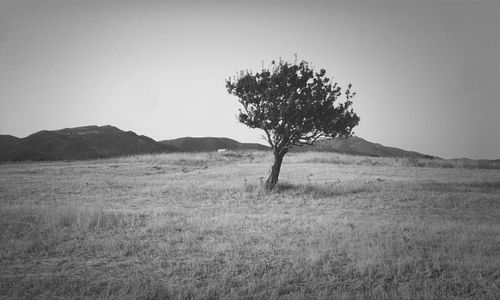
[226,59,360,189]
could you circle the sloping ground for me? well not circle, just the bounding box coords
[0,125,177,162]
[160,137,269,152]
[294,136,434,158]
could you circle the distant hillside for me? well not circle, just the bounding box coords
[0,125,177,162]
[0,125,447,162]
[293,136,434,158]
[160,137,269,152]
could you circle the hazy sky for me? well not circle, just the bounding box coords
[0,0,499,159]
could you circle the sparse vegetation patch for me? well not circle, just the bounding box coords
[0,151,499,298]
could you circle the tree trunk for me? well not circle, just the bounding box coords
[265,151,285,190]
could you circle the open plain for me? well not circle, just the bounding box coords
[1,151,499,299]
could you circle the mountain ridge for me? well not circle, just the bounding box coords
[3,125,496,162]
[0,125,177,162]
[159,137,269,152]
[294,136,435,159]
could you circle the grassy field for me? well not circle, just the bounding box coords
[1,151,499,299]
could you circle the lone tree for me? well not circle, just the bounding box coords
[226,58,360,190]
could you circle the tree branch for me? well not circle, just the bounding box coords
[263,129,274,148]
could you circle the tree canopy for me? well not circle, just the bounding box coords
[226,59,360,189]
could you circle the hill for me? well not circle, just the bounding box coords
[293,136,434,158]
[1,126,455,162]
[159,136,434,158]
[0,125,177,162]
[159,137,269,152]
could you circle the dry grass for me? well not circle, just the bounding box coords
[0,151,499,299]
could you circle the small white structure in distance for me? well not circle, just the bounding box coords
[217,148,227,153]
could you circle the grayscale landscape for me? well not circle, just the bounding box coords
[1,0,499,299]
[1,150,499,298]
